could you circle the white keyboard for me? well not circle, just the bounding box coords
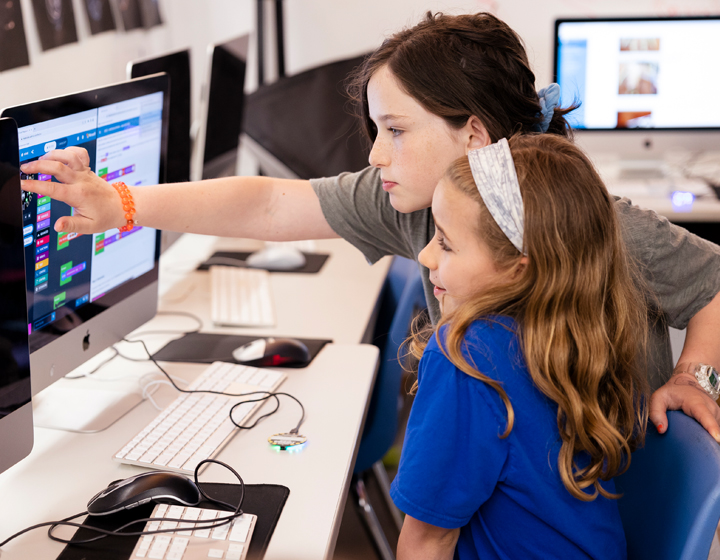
[210,265,275,327]
[115,361,286,473]
[130,503,256,560]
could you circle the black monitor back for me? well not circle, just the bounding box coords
[202,35,249,180]
[243,54,371,180]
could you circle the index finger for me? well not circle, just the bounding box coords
[21,178,68,203]
[20,159,77,184]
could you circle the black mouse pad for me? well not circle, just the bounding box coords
[55,483,289,560]
[151,332,332,368]
[197,251,329,273]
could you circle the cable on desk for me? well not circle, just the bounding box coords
[122,337,307,435]
[0,459,245,548]
[63,311,204,376]
[64,346,120,380]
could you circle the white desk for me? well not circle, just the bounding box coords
[0,235,390,559]
[592,155,720,223]
[158,235,391,345]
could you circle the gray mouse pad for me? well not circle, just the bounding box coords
[197,251,329,273]
[151,333,331,368]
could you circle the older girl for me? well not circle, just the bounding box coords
[20,12,720,435]
[393,134,647,559]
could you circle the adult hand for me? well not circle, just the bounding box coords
[20,147,124,234]
[649,372,720,442]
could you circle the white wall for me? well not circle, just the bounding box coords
[282,0,720,87]
[0,0,257,123]
[1,0,718,125]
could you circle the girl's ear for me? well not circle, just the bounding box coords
[465,116,491,151]
[510,256,528,280]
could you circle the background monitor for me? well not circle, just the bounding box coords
[0,117,33,473]
[195,34,249,180]
[128,50,191,252]
[554,16,720,165]
[128,49,192,184]
[1,75,169,416]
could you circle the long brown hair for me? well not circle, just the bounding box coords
[411,134,649,501]
[347,12,576,144]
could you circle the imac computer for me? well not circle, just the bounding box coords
[554,16,720,176]
[1,74,169,430]
[194,34,249,180]
[0,117,33,474]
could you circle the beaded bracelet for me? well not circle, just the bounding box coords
[111,181,136,233]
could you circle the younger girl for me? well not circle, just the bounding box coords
[391,134,648,559]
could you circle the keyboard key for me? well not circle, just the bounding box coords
[229,516,253,543]
[226,543,245,560]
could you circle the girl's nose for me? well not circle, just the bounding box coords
[418,243,435,270]
[368,137,389,168]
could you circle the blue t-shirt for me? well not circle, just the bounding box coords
[390,317,626,560]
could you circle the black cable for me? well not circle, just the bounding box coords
[63,311,204,375]
[0,511,86,548]
[127,310,204,338]
[121,337,306,433]
[64,347,120,379]
[230,392,305,433]
[0,459,245,549]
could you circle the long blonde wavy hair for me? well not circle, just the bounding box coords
[410,134,649,501]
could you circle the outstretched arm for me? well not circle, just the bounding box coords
[397,515,459,560]
[649,289,720,442]
[20,147,339,240]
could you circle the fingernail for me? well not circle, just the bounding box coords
[657,423,664,432]
[20,163,28,171]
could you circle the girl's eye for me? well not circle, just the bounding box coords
[438,235,451,252]
[389,127,403,137]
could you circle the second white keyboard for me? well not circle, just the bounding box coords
[130,503,256,560]
[115,361,286,474]
[210,265,275,327]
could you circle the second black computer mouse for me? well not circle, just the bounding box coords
[87,471,201,516]
[232,337,310,367]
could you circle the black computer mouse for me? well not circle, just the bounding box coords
[231,337,310,367]
[87,471,201,516]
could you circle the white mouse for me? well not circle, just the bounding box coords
[245,246,307,271]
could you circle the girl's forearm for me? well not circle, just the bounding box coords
[131,175,335,240]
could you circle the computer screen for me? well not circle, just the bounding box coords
[197,34,249,180]
[0,117,33,474]
[554,16,720,158]
[128,49,191,184]
[1,74,169,400]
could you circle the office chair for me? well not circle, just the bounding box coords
[615,410,720,560]
[351,256,427,560]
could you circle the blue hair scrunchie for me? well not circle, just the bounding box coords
[535,83,561,133]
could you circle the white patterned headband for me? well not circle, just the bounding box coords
[467,138,526,255]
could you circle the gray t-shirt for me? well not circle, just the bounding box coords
[311,166,720,390]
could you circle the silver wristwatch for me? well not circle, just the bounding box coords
[679,363,720,400]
